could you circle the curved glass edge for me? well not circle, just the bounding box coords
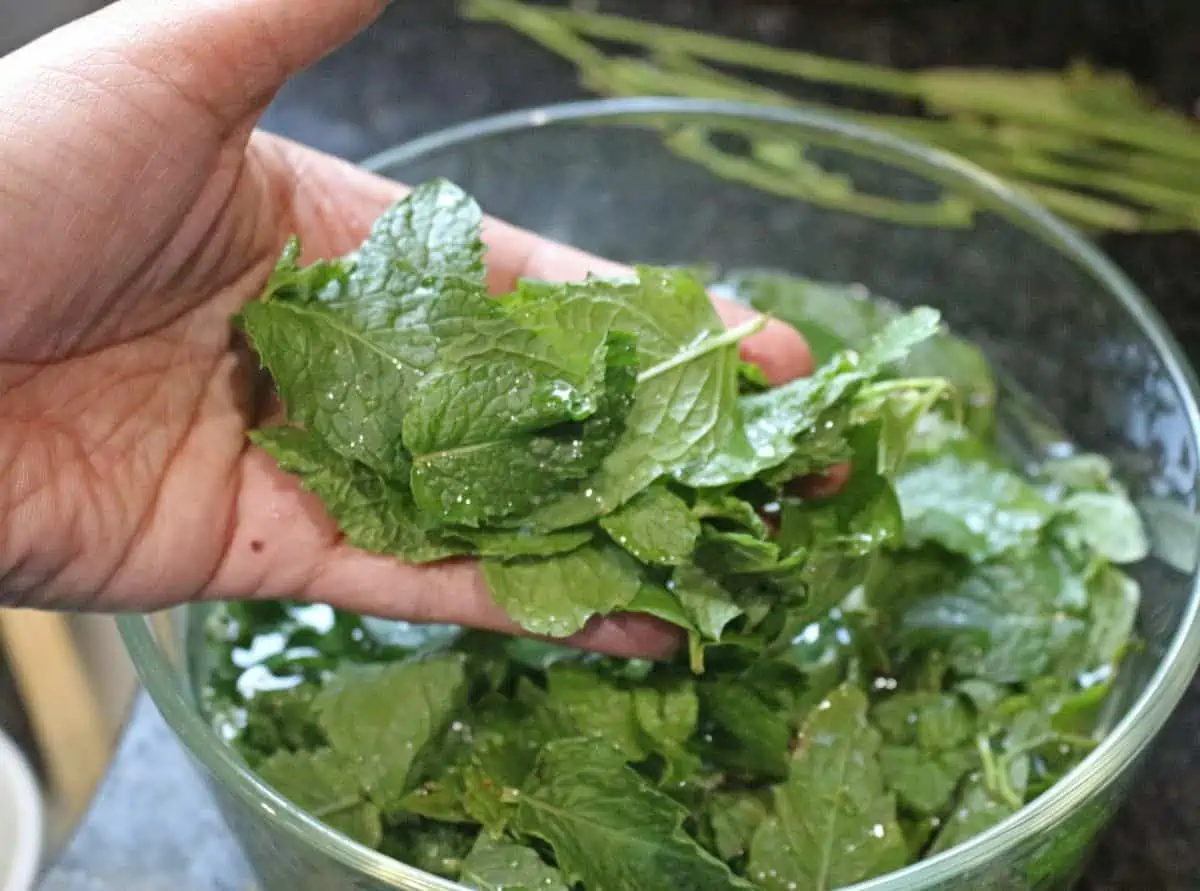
[120,97,1200,891]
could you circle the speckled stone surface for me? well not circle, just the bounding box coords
[36,1,1200,889]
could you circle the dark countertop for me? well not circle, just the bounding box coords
[38,2,1200,890]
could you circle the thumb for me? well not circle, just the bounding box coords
[9,0,387,128]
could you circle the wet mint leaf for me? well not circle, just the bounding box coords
[928,773,1018,854]
[404,288,634,527]
[512,268,760,529]
[256,748,382,848]
[460,836,568,891]
[699,680,793,780]
[730,271,994,433]
[315,654,469,810]
[239,181,484,477]
[748,684,906,891]
[879,745,976,816]
[870,692,975,751]
[381,819,476,879]
[545,664,647,760]
[514,739,757,891]
[679,309,940,490]
[1060,491,1150,564]
[897,547,1088,684]
[482,542,646,638]
[897,445,1054,561]
[600,484,701,566]
[691,491,769,537]
[633,679,702,781]
[450,527,594,559]
[669,566,745,643]
[1079,566,1141,676]
[251,427,461,563]
[708,790,770,862]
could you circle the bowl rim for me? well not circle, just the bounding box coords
[119,96,1200,891]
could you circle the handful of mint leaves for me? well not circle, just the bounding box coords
[237,179,949,665]
[216,179,1149,891]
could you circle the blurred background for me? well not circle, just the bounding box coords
[1,1,1197,890]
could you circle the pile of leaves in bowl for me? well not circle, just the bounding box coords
[202,181,1148,891]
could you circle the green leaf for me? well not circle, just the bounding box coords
[251,427,460,562]
[460,836,568,891]
[315,654,469,809]
[239,181,484,477]
[1060,491,1150,564]
[1079,566,1141,677]
[600,484,701,565]
[380,819,476,879]
[928,773,1019,854]
[514,739,756,891]
[633,679,702,780]
[898,547,1089,684]
[545,665,647,760]
[897,445,1055,561]
[732,271,993,432]
[687,308,941,490]
[708,790,770,862]
[691,491,769,537]
[870,692,975,751]
[515,268,758,529]
[747,685,906,891]
[879,745,976,816]
[669,565,745,642]
[699,680,792,780]
[404,285,636,526]
[450,527,594,558]
[482,542,646,638]
[255,748,382,848]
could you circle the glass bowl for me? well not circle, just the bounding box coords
[118,98,1200,891]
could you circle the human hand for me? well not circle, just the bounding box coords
[0,0,813,655]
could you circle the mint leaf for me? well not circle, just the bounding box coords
[545,665,647,760]
[482,542,646,638]
[240,181,484,477]
[315,654,469,809]
[897,445,1054,561]
[1079,566,1140,676]
[691,491,768,537]
[748,685,906,891]
[879,745,976,816]
[600,484,701,566]
[252,427,460,562]
[1060,491,1150,564]
[870,692,975,751]
[669,565,745,642]
[897,547,1088,684]
[460,836,568,891]
[708,790,769,862]
[514,739,756,891]
[928,773,1018,854]
[404,286,632,527]
[450,527,594,559]
[682,308,940,489]
[513,268,758,528]
[255,748,382,848]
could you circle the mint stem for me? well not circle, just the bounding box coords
[638,315,769,384]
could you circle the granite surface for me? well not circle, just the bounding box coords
[37,1,1200,889]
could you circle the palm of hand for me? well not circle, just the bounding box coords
[0,0,810,655]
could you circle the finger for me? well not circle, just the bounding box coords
[261,134,814,385]
[791,462,853,500]
[207,447,679,659]
[13,0,387,129]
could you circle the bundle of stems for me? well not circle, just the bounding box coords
[462,0,1200,233]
